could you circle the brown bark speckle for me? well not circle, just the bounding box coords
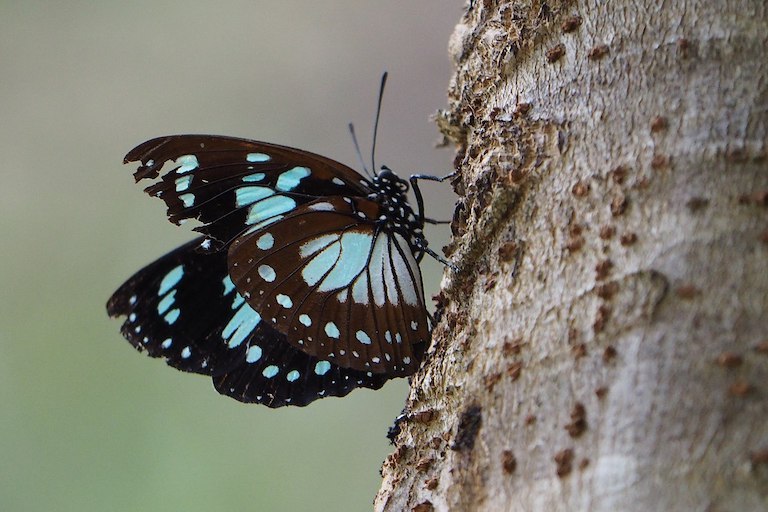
[651,153,669,169]
[650,116,668,132]
[686,197,710,212]
[599,225,616,239]
[610,194,628,216]
[596,281,619,300]
[564,402,588,438]
[561,15,582,33]
[715,352,744,368]
[412,501,433,512]
[572,343,587,359]
[572,180,590,197]
[554,448,574,477]
[675,284,700,299]
[620,232,638,246]
[750,449,768,466]
[587,44,609,60]
[609,165,628,184]
[546,43,566,62]
[728,380,754,396]
[502,450,517,474]
[595,259,614,280]
[602,345,617,363]
[415,458,433,472]
[507,361,523,380]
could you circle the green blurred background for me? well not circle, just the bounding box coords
[0,1,460,511]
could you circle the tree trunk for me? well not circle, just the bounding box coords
[376,1,768,511]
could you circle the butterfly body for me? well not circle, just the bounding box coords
[108,133,437,407]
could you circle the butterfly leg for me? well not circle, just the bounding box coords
[409,171,459,228]
[415,237,459,272]
[409,171,459,270]
[424,218,451,225]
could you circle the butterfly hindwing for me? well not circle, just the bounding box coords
[124,135,372,248]
[227,196,430,376]
[107,238,388,407]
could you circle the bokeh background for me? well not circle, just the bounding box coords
[0,1,461,511]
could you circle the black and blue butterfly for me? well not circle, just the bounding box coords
[107,75,453,407]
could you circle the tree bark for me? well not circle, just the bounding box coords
[376,1,768,511]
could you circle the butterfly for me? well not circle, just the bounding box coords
[107,74,454,407]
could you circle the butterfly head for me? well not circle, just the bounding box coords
[369,166,411,206]
[375,166,409,192]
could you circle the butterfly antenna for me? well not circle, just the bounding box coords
[348,123,372,179]
[371,71,388,176]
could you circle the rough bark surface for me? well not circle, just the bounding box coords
[376,1,768,511]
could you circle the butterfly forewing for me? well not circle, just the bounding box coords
[124,135,372,247]
[107,238,388,407]
[227,196,430,375]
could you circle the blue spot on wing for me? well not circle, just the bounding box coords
[246,196,297,225]
[276,166,311,191]
[223,303,261,348]
[158,265,183,295]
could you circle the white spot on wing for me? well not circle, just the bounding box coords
[367,234,388,306]
[302,239,341,287]
[164,309,180,324]
[222,276,235,295]
[175,175,193,192]
[391,233,422,306]
[325,322,340,339]
[276,166,311,191]
[179,193,195,207]
[356,330,372,345]
[258,265,276,282]
[175,155,199,174]
[158,265,184,296]
[276,294,293,308]
[256,233,274,250]
[309,202,335,211]
[243,172,266,182]
[246,152,270,163]
[235,186,272,208]
[156,290,176,315]
[314,361,331,375]
[222,304,261,348]
[299,234,339,258]
[246,344,263,363]
[316,232,372,292]
[246,195,296,225]
[262,365,279,378]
